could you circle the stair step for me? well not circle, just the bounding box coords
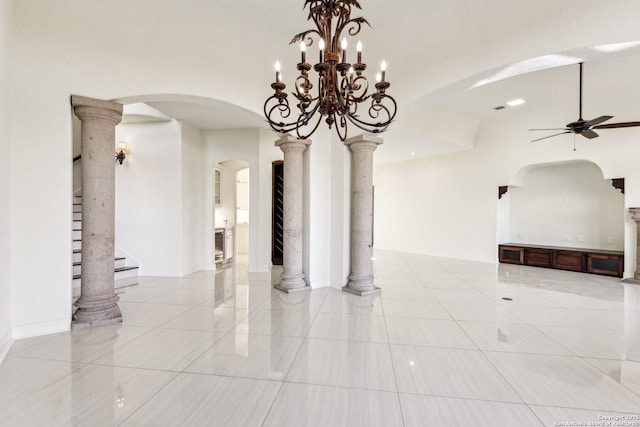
[73,276,138,297]
[72,192,137,291]
[72,257,126,266]
[73,258,128,275]
[73,265,139,280]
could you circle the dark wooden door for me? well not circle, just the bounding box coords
[272,161,284,265]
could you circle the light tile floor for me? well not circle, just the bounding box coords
[2,250,640,426]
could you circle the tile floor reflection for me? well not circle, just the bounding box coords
[2,250,640,426]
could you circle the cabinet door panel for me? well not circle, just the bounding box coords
[525,248,553,267]
[553,251,584,272]
[499,246,524,264]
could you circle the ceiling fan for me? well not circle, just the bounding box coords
[529,62,640,142]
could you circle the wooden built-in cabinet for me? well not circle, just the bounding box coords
[499,244,623,278]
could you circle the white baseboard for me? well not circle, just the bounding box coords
[249,264,272,273]
[310,279,331,289]
[11,318,70,340]
[0,328,13,365]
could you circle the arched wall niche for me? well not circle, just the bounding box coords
[498,159,625,253]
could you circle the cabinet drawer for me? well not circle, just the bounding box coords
[553,251,585,272]
[499,246,524,264]
[525,248,553,267]
[587,254,623,277]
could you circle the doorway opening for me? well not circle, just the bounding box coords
[214,160,250,269]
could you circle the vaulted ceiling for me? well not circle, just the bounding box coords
[82,0,640,164]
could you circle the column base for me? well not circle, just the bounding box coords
[274,283,312,294]
[71,315,122,329]
[342,284,381,296]
[622,277,640,285]
[343,275,381,296]
[274,273,310,293]
[72,294,122,328]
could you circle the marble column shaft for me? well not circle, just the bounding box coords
[344,134,383,296]
[275,135,311,293]
[71,95,123,327]
[630,208,640,281]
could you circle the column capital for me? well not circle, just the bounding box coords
[275,135,311,153]
[71,95,123,125]
[344,134,383,151]
[629,207,640,222]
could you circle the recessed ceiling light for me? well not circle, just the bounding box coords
[410,151,416,156]
[507,98,525,107]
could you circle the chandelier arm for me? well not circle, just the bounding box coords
[296,112,323,140]
[264,96,291,131]
[265,94,321,134]
[348,75,369,103]
[295,75,314,111]
[376,94,398,123]
[343,95,397,133]
[335,114,348,141]
[343,111,387,134]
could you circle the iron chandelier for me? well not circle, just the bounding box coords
[264,0,397,141]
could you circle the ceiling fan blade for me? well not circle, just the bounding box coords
[531,131,571,142]
[529,128,570,131]
[593,121,640,129]
[581,130,599,139]
[585,115,613,127]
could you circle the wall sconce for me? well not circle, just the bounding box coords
[115,141,127,165]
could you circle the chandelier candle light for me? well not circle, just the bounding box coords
[264,0,397,141]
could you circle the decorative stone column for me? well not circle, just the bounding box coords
[71,95,123,327]
[624,207,640,284]
[274,135,311,293]
[343,134,382,296]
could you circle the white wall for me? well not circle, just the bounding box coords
[180,122,206,275]
[115,121,183,276]
[330,133,351,288]
[237,168,250,211]
[0,0,12,358]
[374,114,640,278]
[236,168,250,256]
[302,127,333,288]
[509,162,625,250]
[10,10,75,339]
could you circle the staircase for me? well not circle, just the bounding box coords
[72,194,139,294]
